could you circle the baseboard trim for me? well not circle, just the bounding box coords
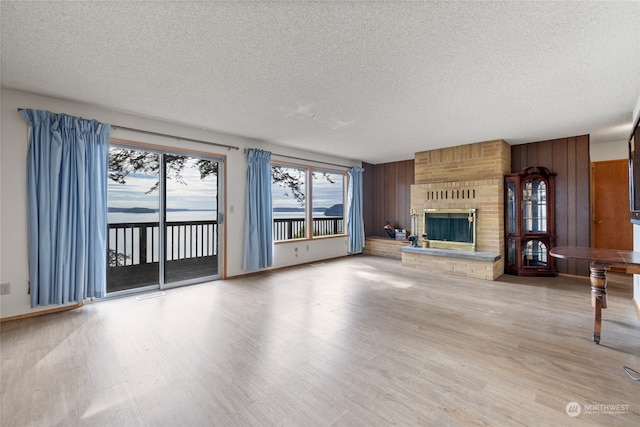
[1,301,83,323]
[226,255,351,279]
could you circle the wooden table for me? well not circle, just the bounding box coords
[549,246,640,344]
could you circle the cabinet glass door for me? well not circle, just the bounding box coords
[507,238,516,267]
[507,179,516,235]
[522,178,547,233]
[522,239,548,267]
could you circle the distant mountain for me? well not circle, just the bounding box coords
[324,204,343,216]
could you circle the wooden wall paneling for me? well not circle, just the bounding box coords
[406,160,415,233]
[575,136,591,274]
[370,163,378,236]
[527,142,539,167]
[368,162,383,237]
[389,162,400,227]
[373,165,384,236]
[516,144,525,170]
[510,145,520,173]
[362,162,376,237]
[396,162,407,230]
[383,163,390,227]
[397,160,413,231]
[552,138,570,274]
[362,160,415,237]
[511,144,530,173]
[566,137,578,275]
[379,163,387,229]
[517,145,527,172]
[386,163,397,227]
[537,140,554,171]
[376,163,384,231]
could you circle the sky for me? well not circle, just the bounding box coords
[108,158,218,211]
[271,169,344,211]
[109,156,344,212]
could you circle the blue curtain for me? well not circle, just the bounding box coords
[243,149,273,270]
[21,109,110,307]
[347,167,364,254]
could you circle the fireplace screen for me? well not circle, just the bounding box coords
[423,208,477,251]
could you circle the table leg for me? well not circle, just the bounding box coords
[589,264,608,344]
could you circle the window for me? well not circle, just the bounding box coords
[272,165,307,240]
[312,171,344,237]
[271,164,345,241]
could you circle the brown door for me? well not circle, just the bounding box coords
[592,159,633,250]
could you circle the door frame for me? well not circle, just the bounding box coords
[107,138,226,296]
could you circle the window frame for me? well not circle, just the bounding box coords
[271,160,347,242]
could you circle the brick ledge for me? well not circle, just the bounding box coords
[365,236,410,245]
[400,246,501,262]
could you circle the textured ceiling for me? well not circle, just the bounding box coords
[2,1,640,164]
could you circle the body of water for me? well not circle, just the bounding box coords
[109,210,217,223]
[108,210,340,223]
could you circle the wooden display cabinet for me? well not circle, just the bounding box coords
[504,166,557,276]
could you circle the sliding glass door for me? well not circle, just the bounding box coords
[107,145,222,294]
[164,155,219,285]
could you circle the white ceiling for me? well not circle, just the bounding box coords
[2,1,640,164]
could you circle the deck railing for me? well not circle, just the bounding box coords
[273,216,344,240]
[108,220,218,267]
[108,216,345,268]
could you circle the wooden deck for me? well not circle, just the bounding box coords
[107,255,218,292]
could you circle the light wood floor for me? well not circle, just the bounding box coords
[2,255,639,426]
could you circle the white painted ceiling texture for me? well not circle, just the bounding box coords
[2,1,640,164]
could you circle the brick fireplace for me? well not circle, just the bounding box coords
[401,140,510,280]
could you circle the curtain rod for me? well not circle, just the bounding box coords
[110,125,240,151]
[17,108,240,151]
[245,148,355,169]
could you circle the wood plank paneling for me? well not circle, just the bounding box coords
[537,140,553,172]
[510,146,518,170]
[511,145,522,174]
[513,135,590,276]
[575,136,591,274]
[567,137,578,275]
[363,159,415,237]
[526,143,538,167]
[387,162,399,224]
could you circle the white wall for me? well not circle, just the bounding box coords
[0,88,360,318]
[590,139,628,162]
